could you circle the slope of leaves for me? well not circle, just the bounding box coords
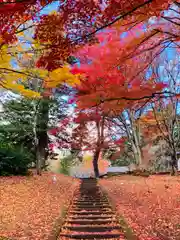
[0,173,79,240]
[100,175,180,240]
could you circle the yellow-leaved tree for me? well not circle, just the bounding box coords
[0,44,42,98]
[0,28,80,175]
[0,31,80,99]
[44,65,80,88]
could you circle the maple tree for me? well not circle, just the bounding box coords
[70,123,90,160]
[33,0,179,71]
[69,27,172,175]
[1,0,179,73]
[71,28,171,103]
[107,1,179,61]
[74,110,107,178]
[0,1,36,45]
[48,117,74,152]
[68,106,142,177]
[81,153,110,177]
[102,1,179,63]
[48,110,101,177]
[34,0,103,70]
[1,0,178,95]
[48,105,118,177]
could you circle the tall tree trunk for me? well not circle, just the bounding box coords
[171,151,178,176]
[93,116,105,178]
[36,147,42,175]
[132,142,142,168]
[32,101,42,175]
[36,98,49,172]
[133,134,142,167]
[128,110,143,168]
[136,146,143,168]
[93,147,100,178]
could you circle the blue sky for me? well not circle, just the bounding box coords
[40,1,59,15]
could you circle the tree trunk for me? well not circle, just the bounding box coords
[93,116,105,178]
[137,147,143,168]
[128,110,143,168]
[171,153,178,176]
[36,98,49,171]
[93,148,100,178]
[32,101,41,175]
[132,143,143,168]
[36,147,42,175]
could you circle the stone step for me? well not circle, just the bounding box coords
[76,191,103,193]
[66,219,114,224]
[71,209,112,213]
[72,205,111,211]
[63,224,121,232]
[69,210,114,215]
[74,203,109,206]
[60,238,120,240]
[68,214,114,220]
[74,196,107,199]
[72,203,111,208]
[75,193,104,196]
[74,199,109,202]
[75,200,108,203]
[60,232,123,239]
[74,201,109,204]
[74,202,109,206]
[74,198,108,202]
[73,206,110,210]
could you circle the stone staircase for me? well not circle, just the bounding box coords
[59,178,125,239]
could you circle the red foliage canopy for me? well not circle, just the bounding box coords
[0,0,54,45]
[35,0,102,70]
[34,0,174,70]
[71,29,167,112]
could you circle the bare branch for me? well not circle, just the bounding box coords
[100,91,176,103]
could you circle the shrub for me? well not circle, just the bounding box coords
[59,154,75,176]
[0,143,33,176]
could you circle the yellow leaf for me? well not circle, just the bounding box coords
[45,65,80,88]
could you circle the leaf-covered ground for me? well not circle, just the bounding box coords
[0,173,79,240]
[100,175,180,240]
